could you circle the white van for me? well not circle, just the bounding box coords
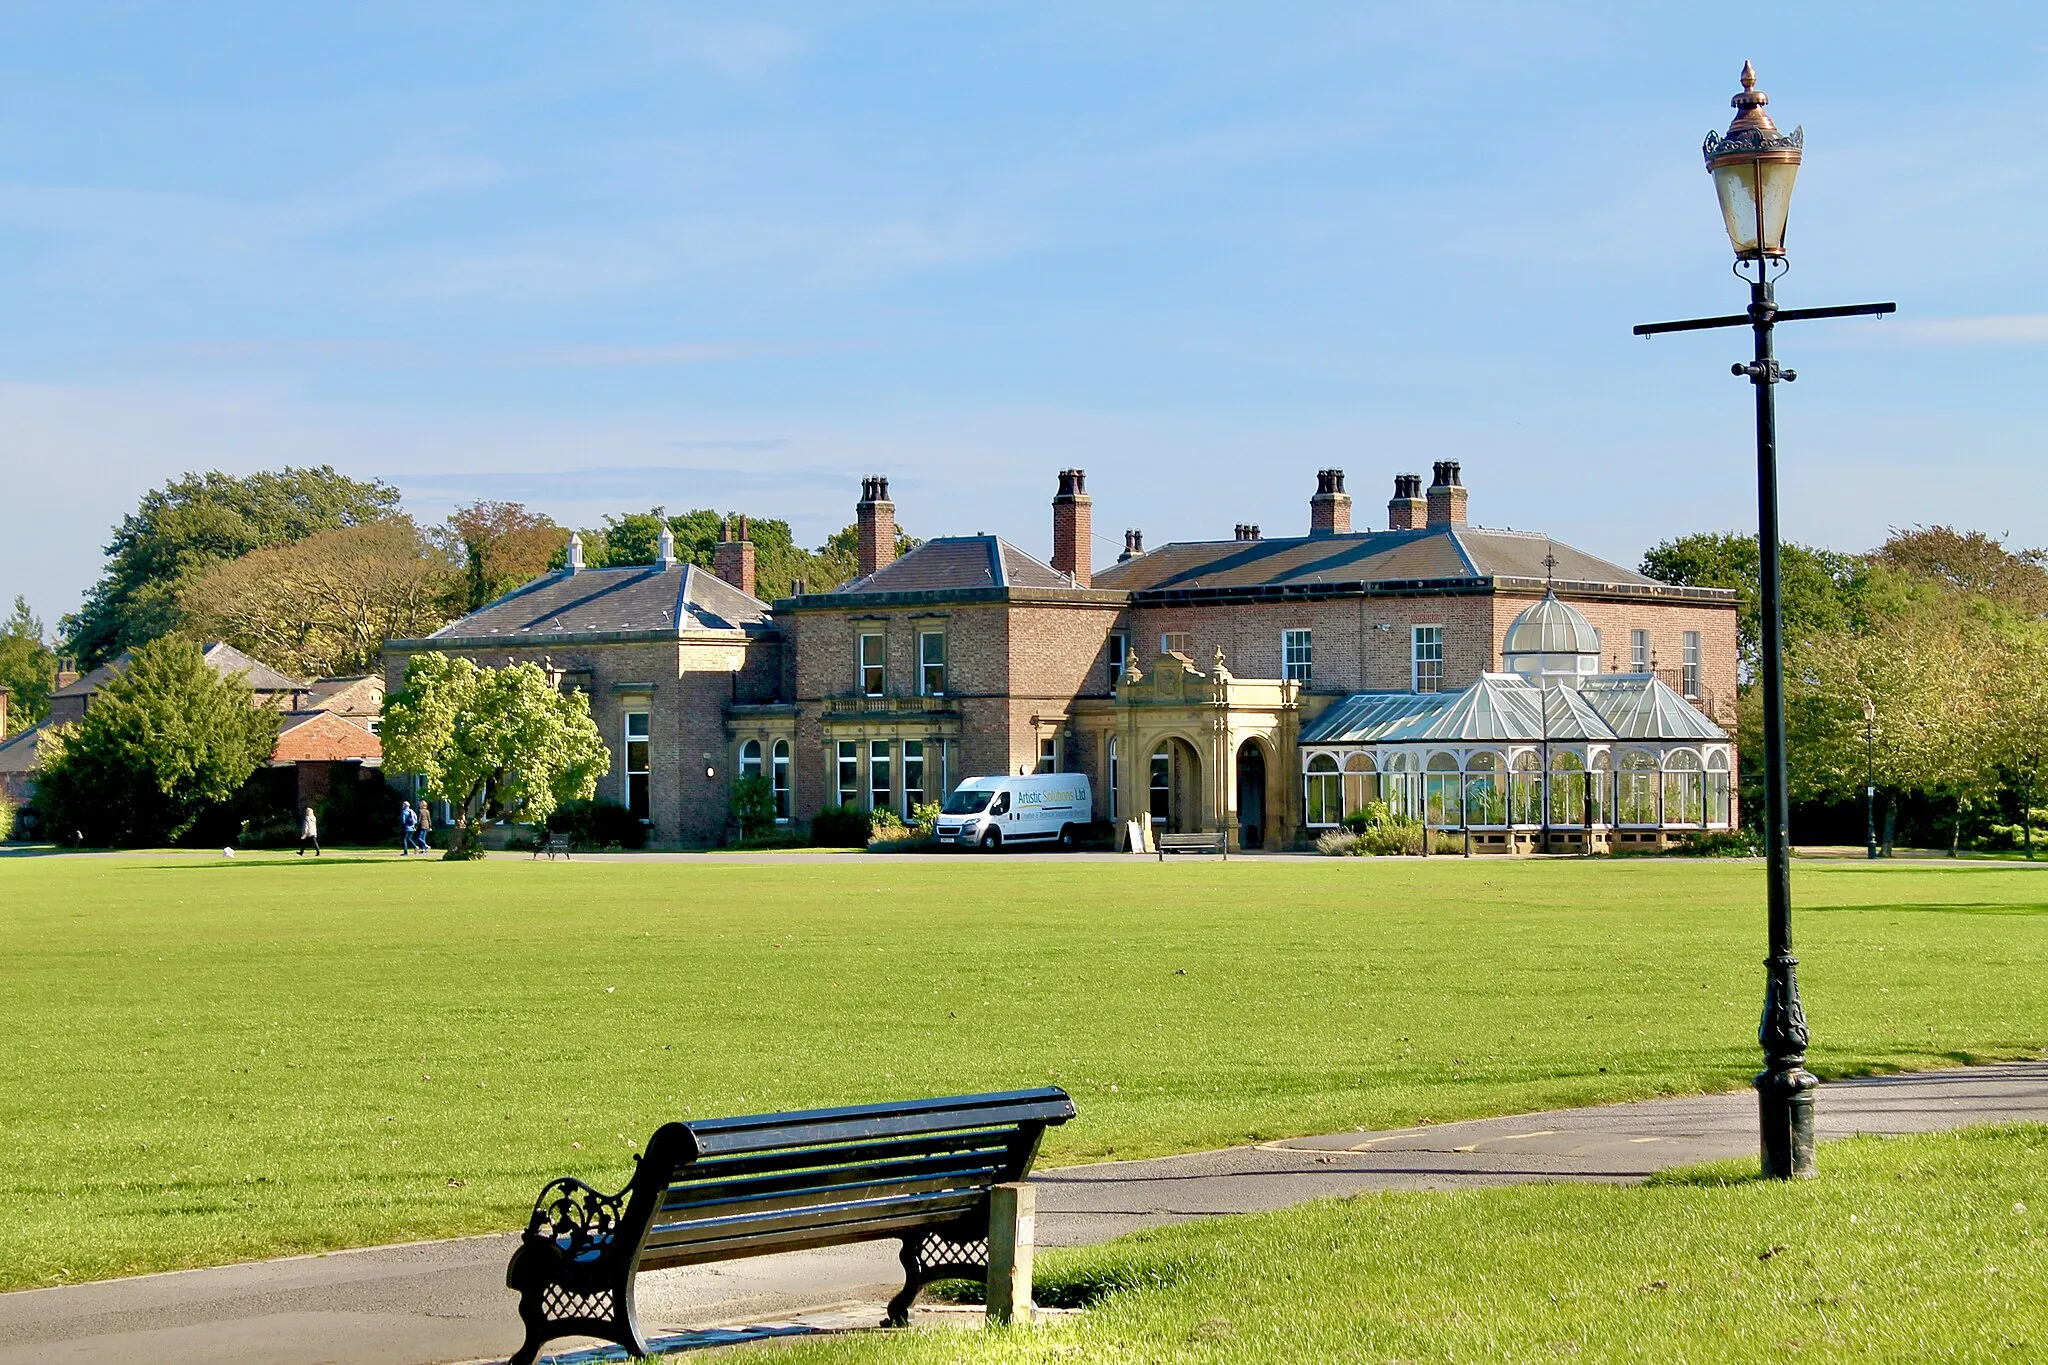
[935,773,1093,851]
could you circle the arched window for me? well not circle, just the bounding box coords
[1107,736,1120,823]
[1589,751,1611,826]
[1464,751,1506,827]
[1510,751,1542,826]
[1664,750,1705,828]
[771,740,791,821]
[739,739,762,782]
[1382,751,1417,820]
[1619,750,1660,826]
[1707,750,1732,827]
[1549,749,1586,826]
[1343,753,1379,816]
[1305,753,1342,827]
[1425,752,1461,828]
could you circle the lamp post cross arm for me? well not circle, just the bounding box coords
[1633,300,1894,337]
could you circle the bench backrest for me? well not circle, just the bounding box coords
[619,1088,1075,1272]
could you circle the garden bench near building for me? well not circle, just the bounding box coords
[505,1087,1076,1364]
[1156,829,1228,860]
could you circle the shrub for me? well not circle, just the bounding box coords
[730,775,775,841]
[0,796,14,842]
[1315,828,1360,856]
[910,802,943,838]
[547,798,648,851]
[1354,819,1424,856]
[810,803,872,847]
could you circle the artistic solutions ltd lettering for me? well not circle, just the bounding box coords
[1019,788,1082,806]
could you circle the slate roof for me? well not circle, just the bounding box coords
[51,641,304,698]
[423,562,772,641]
[0,724,41,776]
[301,675,384,717]
[833,536,1079,595]
[1299,673,1725,746]
[1093,527,1683,597]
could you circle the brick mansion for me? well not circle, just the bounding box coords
[388,463,1739,852]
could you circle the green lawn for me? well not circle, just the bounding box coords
[1,852,2045,1290]
[780,1125,2048,1364]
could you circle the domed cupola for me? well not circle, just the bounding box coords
[1502,590,1601,689]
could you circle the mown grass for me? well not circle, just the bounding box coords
[1,852,2045,1289]
[779,1125,2048,1364]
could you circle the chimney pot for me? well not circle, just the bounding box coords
[1426,463,1469,528]
[713,513,757,597]
[1051,468,1093,587]
[1388,473,1427,530]
[1310,466,1352,536]
[1120,528,1144,561]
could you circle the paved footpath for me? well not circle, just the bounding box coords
[5,1062,2045,1365]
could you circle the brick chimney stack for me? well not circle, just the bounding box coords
[1309,468,1351,536]
[1119,529,1144,562]
[1426,461,1467,529]
[1233,524,1262,541]
[1387,473,1426,530]
[856,476,896,579]
[1051,468,1092,587]
[713,514,757,598]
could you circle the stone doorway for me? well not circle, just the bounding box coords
[1236,740,1267,849]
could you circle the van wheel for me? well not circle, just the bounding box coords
[1058,824,1076,850]
[980,830,1002,853]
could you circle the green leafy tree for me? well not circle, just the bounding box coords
[0,597,56,735]
[442,501,570,612]
[730,774,775,840]
[33,635,281,846]
[63,467,401,666]
[380,653,609,859]
[181,519,457,677]
[1640,532,1865,678]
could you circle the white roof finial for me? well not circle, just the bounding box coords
[657,523,678,568]
[567,531,585,573]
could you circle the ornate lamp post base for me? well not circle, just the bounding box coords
[1755,951,1818,1178]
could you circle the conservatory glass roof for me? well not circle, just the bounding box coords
[1299,673,1726,746]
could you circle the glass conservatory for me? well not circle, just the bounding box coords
[1297,592,1735,852]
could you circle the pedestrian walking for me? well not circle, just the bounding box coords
[416,800,434,852]
[298,806,320,857]
[400,800,418,855]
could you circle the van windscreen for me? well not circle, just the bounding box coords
[942,789,994,814]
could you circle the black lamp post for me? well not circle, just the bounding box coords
[1864,697,1878,860]
[1635,64,1896,1180]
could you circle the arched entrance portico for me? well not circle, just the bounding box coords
[1235,739,1268,849]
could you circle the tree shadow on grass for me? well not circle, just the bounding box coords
[157,855,399,869]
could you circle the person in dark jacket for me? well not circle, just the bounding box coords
[400,800,418,855]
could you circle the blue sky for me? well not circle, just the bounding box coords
[2,3,2045,626]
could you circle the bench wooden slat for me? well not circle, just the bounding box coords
[666,1130,1013,1187]
[653,1167,1002,1235]
[644,1187,989,1252]
[661,1150,1010,1216]
[638,1206,984,1271]
[686,1090,1074,1158]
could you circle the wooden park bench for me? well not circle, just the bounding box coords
[505,1086,1077,1364]
[1156,829,1228,860]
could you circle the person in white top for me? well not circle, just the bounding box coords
[298,806,320,857]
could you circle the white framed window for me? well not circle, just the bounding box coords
[1412,626,1444,693]
[903,740,925,814]
[1038,736,1058,774]
[836,740,858,807]
[1107,736,1119,822]
[738,739,762,783]
[1631,629,1650,672]
[858,631,887,696]
[772,739,791,822]
[869,739,891,812]
[919,630,946,696]
[1282,629,1312,685]
[1161,631,1193,656]
[1107,633,1128,692]
[1682,631,1702,699]
[1305,754,1342,826]
[624,712,651,821]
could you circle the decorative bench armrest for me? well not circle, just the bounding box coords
[508,1176,630,1288]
